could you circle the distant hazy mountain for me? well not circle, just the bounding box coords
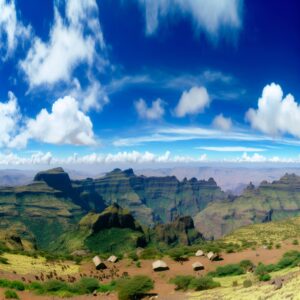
[136,167,300,194]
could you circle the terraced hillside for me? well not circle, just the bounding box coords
[195,174,300,239]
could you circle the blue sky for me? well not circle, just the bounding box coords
[0,0,300,167]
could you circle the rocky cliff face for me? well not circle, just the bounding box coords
[194,173,300,239]
[0,169,84,250]
[57,204,147,253]
[153,216,203,246]
[0,167,226,250]
[89,168,225,226]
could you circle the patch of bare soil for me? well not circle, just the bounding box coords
[0,241,299,300]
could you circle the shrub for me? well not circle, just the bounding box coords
[98,281,116,293]
[189,277,220,291]
[292,239,299,245]
[275,243,281,249]
[255,263,275,277]
[0,280,25,291]
[139,248,161,260]
[43,280,69,292]
[168,248,187,262]
[4,290,19,299]
[170,276,194,291]
[209,264,244,277]
[75,277,100,294]
[243,280,252,288]
[232,280,238,287]
[239,260,254,272]
[128,251,139,261]
[135,261,141,268]
[10,281,25,291]
[259,273,271,281]
[116,275,154,300]
[277,250,300,269]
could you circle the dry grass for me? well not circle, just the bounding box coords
[189,267,300,299]
[223,216,300,246]
[0,253,79,276]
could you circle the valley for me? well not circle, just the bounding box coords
[1,168,300,298]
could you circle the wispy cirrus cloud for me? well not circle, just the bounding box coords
[113,126,300,148]
[197,146,266,152]
[137,0,243,42]
[0,0,31,59]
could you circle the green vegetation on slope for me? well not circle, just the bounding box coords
[224,215,300,246]
[195,174,300,239]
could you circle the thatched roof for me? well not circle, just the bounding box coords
[107,255,118,263]
[195,250,204,257]
[192,262,204,271]
[93,256,107,270]
[152,260,169,271]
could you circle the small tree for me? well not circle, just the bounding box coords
[168,248,187,262]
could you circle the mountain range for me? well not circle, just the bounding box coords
[2,167,300,253]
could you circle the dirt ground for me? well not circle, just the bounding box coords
[0,241,299,300]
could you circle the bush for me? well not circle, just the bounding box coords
[243,280,252,288]
[255,263,275,277]
[292,239,299,245]
[259,274,271,281]
[232,280,238,287]
[75,277,100,294]
[189,277,220,291]
[277,251,300,269]
[275,243,281,249]
[135,261,141,268]
[239,260,254,272]
[0,280,25,291]
[128,251,139,261]
[168,248,188,262]
[43,280,69,292]
[4,290,19,299]
[116,276,154,300]
[209,264,245,277]
[139,248,162,260]
[98,281,116,293]
[170,276,194,291]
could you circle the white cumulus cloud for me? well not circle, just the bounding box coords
[175,86,210,117]
[246,83,300,138]
[138,0,243,41]
[213,114,232,131]
[135,98,165,120]
[24,96,96,146]
[20,0,105,87]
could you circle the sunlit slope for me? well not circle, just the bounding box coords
[194,174,300,239]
